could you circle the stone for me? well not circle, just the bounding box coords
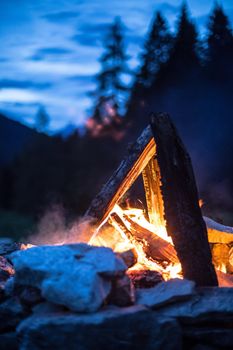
[11,244,127,312]
[0,281,5,301]
[0,332,18,350]
[156,287,233,323]
[108,275,135,307]
[136,278,195,308]
[117,249,137,268]
[0,297,26,332]
[17,305,182,350]
[18,286,43,307]
[41,263,111,312]
[0,239,21,256]
[128,269,164,288]
[0,256,14,282]
[184,326,233,348]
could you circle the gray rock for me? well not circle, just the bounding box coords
[11,244,127,312]
[19,286,43,307]
[128,269,164,288]
[17,305,182,350]
[0,240,21,256]
[0,332,18,350]
[108,275,135,306]
[117,249,137,268]
[156,287,233,323]
[41,262,111,312]
[136,278,195,308]
[0,297,26,332]
[0,256,14,282]
[184,326,233,348]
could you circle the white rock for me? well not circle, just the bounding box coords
[136,278,195,309]
[11,244,127,313]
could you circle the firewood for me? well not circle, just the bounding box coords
[121,214,179,264]
[142,157,165,226]
[150,112,218,286]
[110,212,178,265]
[85,125,155,229]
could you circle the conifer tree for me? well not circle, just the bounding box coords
[137,11,173,87]
[207,4,233,75]
[169,4,199,69]
[92,17,129,122]
[35,106,50,133]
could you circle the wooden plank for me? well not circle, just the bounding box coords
[142,157,165,226]
[150,112,218,286]
[85,125,155,228]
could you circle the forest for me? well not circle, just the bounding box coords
[0,3,233,239]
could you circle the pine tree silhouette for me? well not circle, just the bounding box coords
[92,17,129,122]
[35,106,50,133]
[206,3,233,77]
[157,3,199,82]
[137,11,173,87]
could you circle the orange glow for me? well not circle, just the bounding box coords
[90,203,182,280]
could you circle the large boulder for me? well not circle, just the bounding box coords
[11,244,128,312]
[17,305,182,350]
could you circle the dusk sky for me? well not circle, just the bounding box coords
[0,0,232,132]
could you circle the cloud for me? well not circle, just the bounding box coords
[72,22,112,47]
[0,79,51,89]
[30,47,74,61]
[42,11,79,23]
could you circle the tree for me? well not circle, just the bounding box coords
[206,4,233,76]
[137,11,173,87]
[35,106,50,133]
[92,17,130,122]
[164,3,199,74]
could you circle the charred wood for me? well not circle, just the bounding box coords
[150,112,218,286]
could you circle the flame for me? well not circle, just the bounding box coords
[216,263,227,274]
[90,203,182,280]
[199,199,204,208]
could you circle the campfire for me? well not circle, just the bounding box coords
[2,113,233,350]
[19,113,233,287]
[79,112,233,287]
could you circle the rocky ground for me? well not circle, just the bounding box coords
[0,238,233,350]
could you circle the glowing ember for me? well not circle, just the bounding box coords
[90,203,182,280]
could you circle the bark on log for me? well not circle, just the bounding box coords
[150,112,218,286]
[85,125,155,228]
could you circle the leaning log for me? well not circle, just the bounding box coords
[85,125,155,227]
[150,112,218,286]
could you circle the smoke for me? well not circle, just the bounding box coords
[27,204,94,245]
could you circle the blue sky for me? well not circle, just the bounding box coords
[0,0,232,132]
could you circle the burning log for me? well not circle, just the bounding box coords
[110,210,178,265]
[121,213,178,265]
[142,157,165,227]
[85,125,155,230]
[150,113,218,286]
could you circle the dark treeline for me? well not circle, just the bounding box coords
[0,3,233,237]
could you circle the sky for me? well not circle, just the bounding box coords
[0,0,232,132]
